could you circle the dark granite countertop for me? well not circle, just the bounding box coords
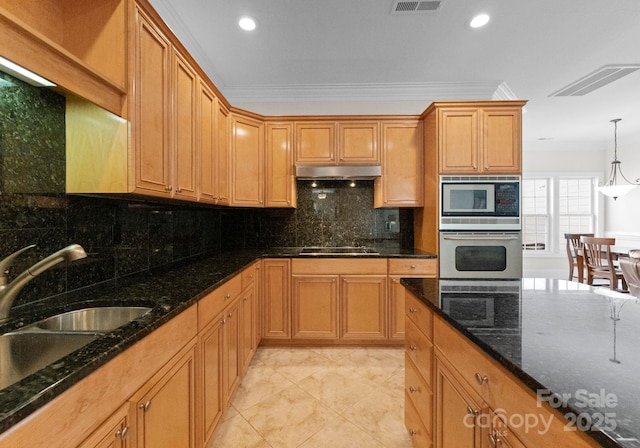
[0,247,435,434]
[402,277,640,448]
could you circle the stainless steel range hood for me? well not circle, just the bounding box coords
[296,165,381,180]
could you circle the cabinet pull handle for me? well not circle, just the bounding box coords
[475,373,489,385]
[115,426,129,439]
[409,385,420,393]
[409,307,417,314]
[466,406,479,417]
[488,432,502,447]
[140,400,152,412]
[409,344,417,351]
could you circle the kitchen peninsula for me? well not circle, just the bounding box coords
[402,277,640,448]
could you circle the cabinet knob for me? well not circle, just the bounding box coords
[408,429,418,437]
[475,373,489,385]
[140,400,152,412]
[466,406,479,417]
[243,296,248,302]
[409,307,417,314]
[408,385,420,393]
[224,293,231,299]
[176,187,182,193]
[221,319,227,324]
[410,264,416,269]
[228,312,233,318]
[409,344,417,351]
[115,427,129,440]
[165,185,173,192]
[393,278,400,283]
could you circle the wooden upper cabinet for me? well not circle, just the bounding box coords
[374,120,423,207]
[337,121,380,164]
[198,81,216,203]
[0,0,127,116]
[134,8,171,196]
[215,101,231,205]
[437,102,525,174]
[294,120,380,165]
[172,50,198,200]
[230,113,264,206]
[295,122,336,164]
[265,122,296,208]
[482,106,522,174]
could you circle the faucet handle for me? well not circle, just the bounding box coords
[0,244,36,279]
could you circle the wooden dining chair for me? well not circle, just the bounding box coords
[580,236,628,291]
[564,233,593,283]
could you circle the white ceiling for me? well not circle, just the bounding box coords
[149,0,640,152]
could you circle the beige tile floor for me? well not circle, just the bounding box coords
[209,346,412,448]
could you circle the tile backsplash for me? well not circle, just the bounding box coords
[0,71,412,309]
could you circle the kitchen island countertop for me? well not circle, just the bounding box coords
[402,277,640,448]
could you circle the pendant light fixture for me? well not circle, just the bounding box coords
[598,118,639,200]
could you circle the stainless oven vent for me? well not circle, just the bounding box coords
[391,0,444,14]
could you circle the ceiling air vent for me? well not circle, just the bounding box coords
[392,0,443,14]
[550,64,640,97]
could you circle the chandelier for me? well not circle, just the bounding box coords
[598,118,639,200]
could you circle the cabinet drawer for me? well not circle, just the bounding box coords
[405,291,433,340]
[405,319,433,386]
[388,258,437,276]
[405,355,433,435]
[198,275,242,330]
[291,258,387,275]
[433,317,601,448]
[241,263,257,290]
[405,392,433,448]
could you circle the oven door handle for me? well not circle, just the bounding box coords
[442,236,520,241]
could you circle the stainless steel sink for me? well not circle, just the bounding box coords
[0,331,100,390]
[0,306,152,390]
[18,306,152,333]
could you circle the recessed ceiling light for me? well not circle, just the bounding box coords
[469,13,490,28]
[238,16,257,31]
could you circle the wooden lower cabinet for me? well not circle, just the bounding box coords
[77,403,133,448]
[223,297,241,405]
[198,315,224,447]
[292,275,339,339]
[435,356,485,448]
[132,339,197,448]
[262,259,291,340]
[240,281,257,376]
[341,275,387,339]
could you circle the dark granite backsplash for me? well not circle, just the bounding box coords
[0,70,412,310]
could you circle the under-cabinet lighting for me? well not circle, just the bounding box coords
[0,56,55,87]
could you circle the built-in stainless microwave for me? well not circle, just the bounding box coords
[440,175,521,230]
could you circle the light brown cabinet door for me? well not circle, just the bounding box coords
[375,121,423,207]
[388,277,405,340]
[341,275,387,339]
[230,113,264,206]
[439,108,480,174]
[240,284,256,375]
[262,259,291,340]
[223,299,241,404]
[172,51,197,199]
[337,121,380,164]
[215,101,230,205]
[134,342,197,448]
[134,9,171,195]
[295,122,336,164]
[435,358,485,448]
[198,316,224,447]
[198,82,216,203]
[265,122,296,207]
[77,403,132,448]
[292,275,339,339]
[482,107,522,173]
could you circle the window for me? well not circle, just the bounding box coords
[522,175,598,254]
